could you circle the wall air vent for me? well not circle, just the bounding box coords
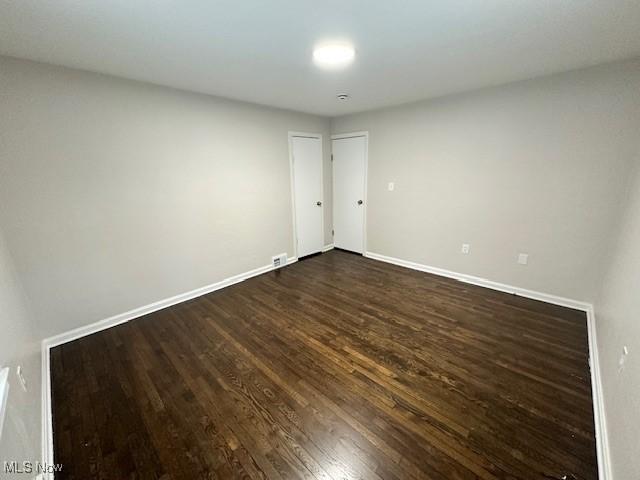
[272,253,288,269]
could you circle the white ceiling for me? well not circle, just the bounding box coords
[2,1,640,116]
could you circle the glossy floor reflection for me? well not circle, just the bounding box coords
[51,250,598,479]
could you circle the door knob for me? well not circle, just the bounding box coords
[316,201,322,206]
[357,200,363,205]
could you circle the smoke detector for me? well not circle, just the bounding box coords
[337,94,350,101]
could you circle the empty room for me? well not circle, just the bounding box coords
[1,1,639,479]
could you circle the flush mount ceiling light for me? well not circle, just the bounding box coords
[313,43,355,68]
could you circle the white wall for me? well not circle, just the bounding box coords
[0,56,331,338]
[0,225,41,477]
[3,52,640,480]
[595,157,640,480]
[332,59,640,303]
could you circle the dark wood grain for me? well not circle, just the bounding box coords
[51,250,598,479]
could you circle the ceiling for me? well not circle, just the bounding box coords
[2,1,640,116]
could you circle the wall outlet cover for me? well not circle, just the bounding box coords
[388,182,395,191]
[517,253,529,265]
[461,244,470,254]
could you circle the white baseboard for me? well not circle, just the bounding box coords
[40,255,297,474]
[364,251,590,310]
[42,256,296,349]
[40,250,610,479]
[364,250,610,479]
[41,340,52,480]
[586,306,611,480]
[322,244,335,252]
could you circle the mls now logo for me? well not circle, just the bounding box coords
[4,461,63,474]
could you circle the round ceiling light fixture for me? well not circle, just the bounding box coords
[313,43,355,69]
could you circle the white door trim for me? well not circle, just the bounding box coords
[288,131,324,259]
[331,131,369,253]
[331,131,369,140]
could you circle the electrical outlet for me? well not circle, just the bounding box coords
[461,244,470,254]
[517,253,529,265]
[16,365,27,392]
[388,182,395,191]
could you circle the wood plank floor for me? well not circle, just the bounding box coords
[51,250,598,480]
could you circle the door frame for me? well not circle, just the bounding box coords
[288,131,325,260]
[331,131,369,254]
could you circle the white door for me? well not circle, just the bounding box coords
[291,135,324,258]
[332,134,367,253]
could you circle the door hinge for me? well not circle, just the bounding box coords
[331,154,333,162]
[332,229,334,236]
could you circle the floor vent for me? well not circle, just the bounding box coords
[272,253,287,269]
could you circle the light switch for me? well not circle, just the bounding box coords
[388,182,394,191]
[517,253,528,265]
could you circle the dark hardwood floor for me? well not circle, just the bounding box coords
[51,250,597,480]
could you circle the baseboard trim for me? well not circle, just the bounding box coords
[322,244,335,252]
[40,255,297,474]
[42,256,296,349]
[41,340,53,479]
[40,250,610,479]
[364,251,590,311]
[586,306,611,480]
[364,250,610,479]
